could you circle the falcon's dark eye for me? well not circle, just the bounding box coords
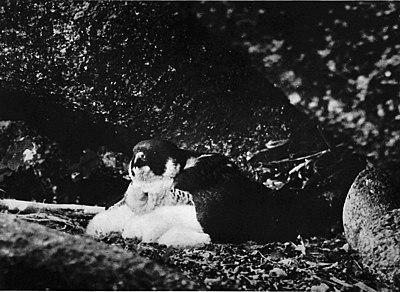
[139,192,148,201]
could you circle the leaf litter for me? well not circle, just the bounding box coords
[20,214,384,291]
[101,234,382,291]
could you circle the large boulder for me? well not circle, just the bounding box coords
[343,165,400,287]
[0,213,201,290]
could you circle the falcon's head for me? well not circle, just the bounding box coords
[128,139,187,183]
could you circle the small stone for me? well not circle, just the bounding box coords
[269,267,287,278]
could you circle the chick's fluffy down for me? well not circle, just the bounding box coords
[86,187,210,248]
[86,204,132,237]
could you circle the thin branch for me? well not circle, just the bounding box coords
[317,125,337,159]
[354,282,377,292]
[17,213,83,231]
[247,139,289,162]
[329,276,352,288]
[0,199,105,215]
[266,149,331,165]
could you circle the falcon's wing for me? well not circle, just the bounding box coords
[173,153,242,193]
[172,152,296,244]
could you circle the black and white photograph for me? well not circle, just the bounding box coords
[0,1,399,290]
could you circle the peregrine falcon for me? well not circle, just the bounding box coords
[87,139,298,246]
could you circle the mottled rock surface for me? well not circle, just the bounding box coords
[0,213,201,290]
[343,165,400,287]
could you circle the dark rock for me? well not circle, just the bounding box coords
[0,213,202,290]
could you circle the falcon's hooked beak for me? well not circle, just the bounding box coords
[128,151,152,181]
[133,151,146,168]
